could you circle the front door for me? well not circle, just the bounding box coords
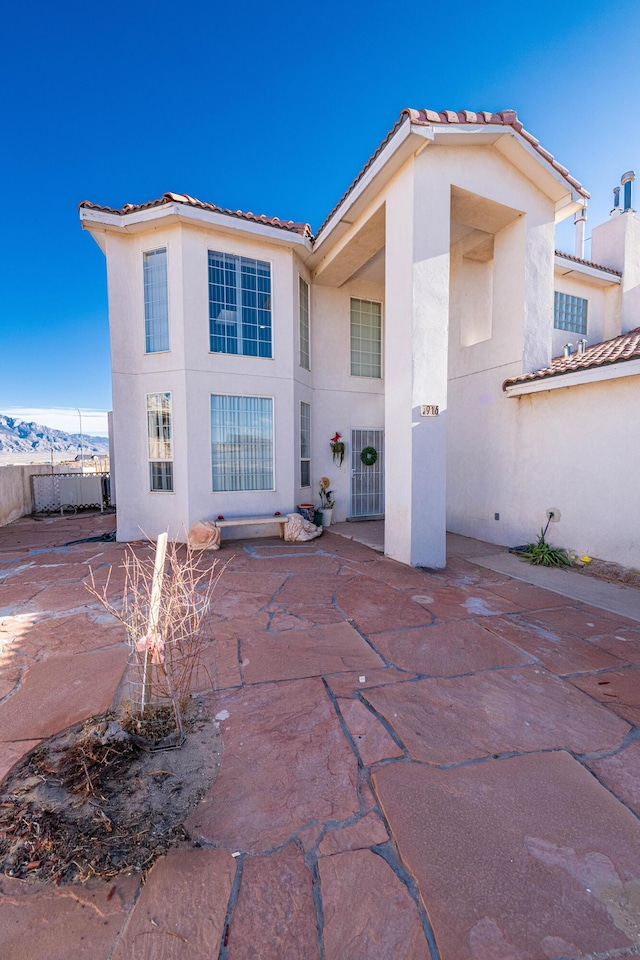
[350,429,384,518]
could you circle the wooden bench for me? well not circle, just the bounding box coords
[214,514,287,545]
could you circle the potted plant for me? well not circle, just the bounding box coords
[318,477,335,527]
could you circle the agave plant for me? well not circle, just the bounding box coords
[516,530,571,568]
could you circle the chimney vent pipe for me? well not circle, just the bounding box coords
[577,338,588,355]
[611,185,621,216]
[621,171,636,213]
[563,343,573,359]
[574,205,587,258]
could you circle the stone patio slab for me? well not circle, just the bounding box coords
[362,666,630,763]
[586,627,640,664]
[374,751,640,960]
[0,582,44,612]
[371,619,533,676]
[325,666,418,698]
[275,574,351,603]
[113,849,235,960]
[0,738,41,782]
[319,849,428,959]
[270,601,347,625]
[587,742,640,818]
[0,645,128,740]
[478,578,575,610]
[520,604,635,639]
[0,873,140,960]
[11,613,124,661]
[227,843,319,960]
[317,812,389,855]
[336,578,431,633]
[25,581,99,613]
[569,667,640,726]
[483,615,630,675]
[338,697,404,764]
[409,583,523,621]
[241,621,384,684]
[185,678,360,853]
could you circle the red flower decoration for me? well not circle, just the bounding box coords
[217,515,225,520]
[330,432,341,443]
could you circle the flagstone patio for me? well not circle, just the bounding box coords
[1,512,639,959]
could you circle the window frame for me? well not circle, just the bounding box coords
[350,297,383,379]
[143,247,170,354]
[146,392,174,493]
[554,291,588,335]
[299,276,310,370]
[300,401,311,488]
[210,393,275,492]
[208,250,274,359]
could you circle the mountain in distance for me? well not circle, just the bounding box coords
[0,415,109,458]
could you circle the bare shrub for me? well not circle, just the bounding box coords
[87,537,224,746]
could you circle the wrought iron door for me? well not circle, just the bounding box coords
[350,429,384,518]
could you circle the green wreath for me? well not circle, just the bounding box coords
[360,446,378,466]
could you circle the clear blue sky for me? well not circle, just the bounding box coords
[2,0,639,433]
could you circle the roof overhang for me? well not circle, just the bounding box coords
[80,202,313,255]
[554,254,621,286]
[505,358,640,396]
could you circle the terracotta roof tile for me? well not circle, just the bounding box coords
[316,107,589,238]
[79,193,313,239]
[503,328,640,390]
[555,249,622,276]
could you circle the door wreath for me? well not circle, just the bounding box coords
[360,446,378,466]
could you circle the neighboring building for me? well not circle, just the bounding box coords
[80,108,640,569]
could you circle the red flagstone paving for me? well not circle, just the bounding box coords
[372,618,534,675]
[0,873,140,960]
[373,752,640,960]
[569,667,640,726]
[362,667,630,763]
[112,849,234,960]
[337,697,405,765]
[319,849,427,959]
[483,614,630,675]
[226,843,319,960]
[240,621,385,684]
[1,514,640,958]
[0,645,128,740]
[587,741,640,817]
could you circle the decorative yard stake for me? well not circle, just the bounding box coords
[140,532,167,718]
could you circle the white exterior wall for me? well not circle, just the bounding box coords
[552,271,620,357]
[310,279,384,522]
[592,212,640,334]
[448,370,640,568]
[106,224,303,541]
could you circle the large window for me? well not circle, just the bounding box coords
[351,298,382,378]
[211,395,273,491]
[299,277,310,369]
[143,248,169,353]
[554,292,587,335]
[209,252,272,358]
[147,393,173,492]
[300,401,311,487]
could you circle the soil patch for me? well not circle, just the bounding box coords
[0,701,221,885]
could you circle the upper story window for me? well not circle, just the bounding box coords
[299,277,310,370]
[554,292,587,335]
[351,298,382,378]
[209,252,272,358]
[146,392,173,492]
[143,248,169,353]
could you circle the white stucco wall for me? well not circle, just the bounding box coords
[0,464,76,527]
[448,371,640,568]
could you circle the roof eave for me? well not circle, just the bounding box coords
[310,118,433,261]
[79,203,313,252]
[554,253,621,285]
[504,357,640,396]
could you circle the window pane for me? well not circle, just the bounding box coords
[150,462,173,492]
[554,292,588,335]
[299,277,310,369]
[300,460,310,487]
[211,395,273,491]
[300,401,311,487]
[209,252,272,358]
[350,298,382,378]
[144,249,169,353]
[147,393,172,460]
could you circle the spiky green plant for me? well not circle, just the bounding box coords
[517,530,571,568]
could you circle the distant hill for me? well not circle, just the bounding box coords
[0,415,109,458]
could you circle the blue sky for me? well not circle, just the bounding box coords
[2,0,639,435]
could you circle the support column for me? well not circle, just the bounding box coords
[384,163,450,568]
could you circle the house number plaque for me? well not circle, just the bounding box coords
[421,405,439,417]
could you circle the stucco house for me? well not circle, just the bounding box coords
[80,108,640,569]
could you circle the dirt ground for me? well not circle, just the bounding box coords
[0,701,221,885]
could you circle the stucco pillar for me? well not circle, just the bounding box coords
[384,165,449,568]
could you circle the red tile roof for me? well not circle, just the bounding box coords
[316,108,589,238]
[503,328,640,390]
[555,249,622,277]
[79,192,313,239]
